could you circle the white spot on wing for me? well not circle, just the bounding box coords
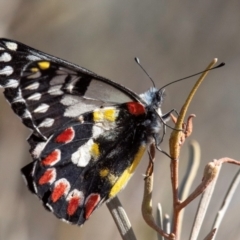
[21,173,28,186]
[64,75,80,93]
[61,95,99,117]
[60,218,71,224]
[48,85,63,96]
[27,92,41,101]
[71,139,94,167]
[30,162,38,193]
[32,161,37,174]
[45,203,54,212]
[0,52,12,62]
[31,141,47,158]
[24,82,40,90]
[65,83,74,93]
[78,115,84,123]
[27,71,41,79]
[34,103,50,113]
[49,75,66,85]
[3,79,19,88]
[0,47,4,50]
[0,66,13,76]
[92,125,104,138]
[27,55,41,61]
[39,118,54,128]
[60,95,80,106]
[22,109,32,119]
[12,91,24,103]
[5,41,18,51]
[32,181,38,194]
[64,102,96,117]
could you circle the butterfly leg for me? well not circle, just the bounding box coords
[155,145,172,158]
[162,108,179,119]
[155,109,182,159]
[157,109,180,145]
[161,109,182,131]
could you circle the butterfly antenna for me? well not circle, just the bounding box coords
[135,57,156,87]
[159,61,225,91]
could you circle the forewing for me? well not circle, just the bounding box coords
[22,104,147,225]
[0,39,140,139]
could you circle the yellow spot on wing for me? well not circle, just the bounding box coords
[38,61,50,70]
[99,169,118,185]
[31,67,39,72]
[93,108,117,122]
[93,110,102,122]
[108,173,118,185]
[99,168,110,177]
[109,145,146,198]
[103,109,116,122]
[90,142,100,158]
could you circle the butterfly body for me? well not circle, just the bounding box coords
[0,39,167,225]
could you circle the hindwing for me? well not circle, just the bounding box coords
[22,104,147,225]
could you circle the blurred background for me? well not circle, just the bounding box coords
[0,0,240,239]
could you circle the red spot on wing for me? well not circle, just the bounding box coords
[67,197,80,216]
[38,169,55,185]
[127,102,146,115]
[42,149,60,166]
[55,127,75,143]
[51,181,69,202]
[85,194,101,219]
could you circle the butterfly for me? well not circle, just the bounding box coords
[0,39,171,225]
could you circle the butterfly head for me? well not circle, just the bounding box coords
[139,87,165,112]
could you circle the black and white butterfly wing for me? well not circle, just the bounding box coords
[0,38,142,140]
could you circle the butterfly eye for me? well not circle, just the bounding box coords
[157,89,165,103]
[150,89,164,108]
